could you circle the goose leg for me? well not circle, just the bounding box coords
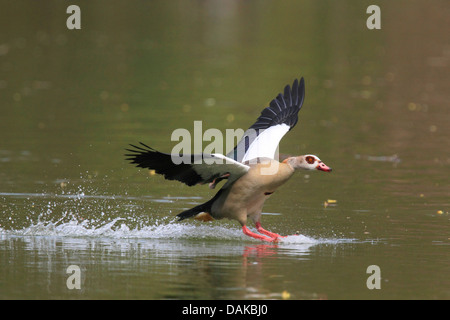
[242,225,279,242]
[255,222,284,239]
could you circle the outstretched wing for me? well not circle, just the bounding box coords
[125,143,249,187]
[227,77,305,163]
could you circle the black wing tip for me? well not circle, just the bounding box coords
[124,143,205,186]
[126,142,154,151]
[294,76,305,98]
[280,76,305,107]
[286,76,305,111]
[124,142,155,155]
[248,76,306,130]
[124,142,157,167]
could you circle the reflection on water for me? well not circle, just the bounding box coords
[0,0,449,299]
[0,230,354,299]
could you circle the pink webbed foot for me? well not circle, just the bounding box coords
[242,225,280,243]
[255,222,286,239]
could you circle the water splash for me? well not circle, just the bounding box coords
[0,217,354,246]
[0,181,354,245]
[0,216,242,240]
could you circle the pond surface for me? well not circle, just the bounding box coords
[0,0,449,299]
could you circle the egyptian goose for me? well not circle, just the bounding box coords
[126,77,332,242]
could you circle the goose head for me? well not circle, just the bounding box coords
[286,154,332,172]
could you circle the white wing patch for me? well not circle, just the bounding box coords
[192,154,250,185]
[241,123,290,162]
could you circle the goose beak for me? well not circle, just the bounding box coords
[316,162,332,172]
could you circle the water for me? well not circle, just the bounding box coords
[1,0,449,299]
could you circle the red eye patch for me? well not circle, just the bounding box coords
[306,156,315,164]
